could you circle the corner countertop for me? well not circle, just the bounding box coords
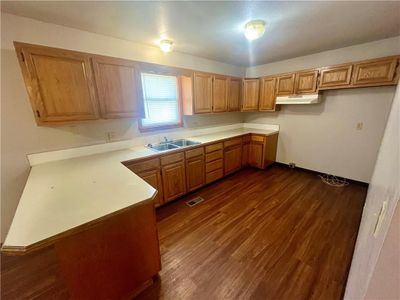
[2,127,279,254]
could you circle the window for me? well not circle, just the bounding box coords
[139,73,182,131]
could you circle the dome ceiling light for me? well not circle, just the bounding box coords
[244,20,266,41]
[159,39,174,53]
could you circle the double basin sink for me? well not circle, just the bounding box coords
[147,139,201,152]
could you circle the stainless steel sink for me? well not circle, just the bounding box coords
[169,139,201,147]
[149,143,179,152]
[147,139,201,152]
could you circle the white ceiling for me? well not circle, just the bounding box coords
[2,1,400,67]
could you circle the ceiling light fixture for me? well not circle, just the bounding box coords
[244,20,266,41]
[159,39,174,53]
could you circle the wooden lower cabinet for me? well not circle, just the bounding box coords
[248,134,266,169]
[161,161,186,203]
[137,169,163,208]
[54,200,160,299]
[186,155,205,192]
[224,145,242,175]
[264,134,279,167]
[248,133,279,169]
[224,139,242,175]
[242,142,250,166]
[124,133,278,208]
[205,142,224,184]
[248,142,264,168]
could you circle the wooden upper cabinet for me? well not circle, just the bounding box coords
[228,77,241,112]
[294,70,319,94]
[242,79,260,111]
[15,42,99,125]
[213,75,228,112]
[92,56,143,119]
[193,72,213,113]
[259,77,277,111]
[352,57,399,86]
[319,64,353,89]
[276,74,295,96]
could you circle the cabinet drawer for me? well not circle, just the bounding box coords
[125,158,160,173]
[224,137,242,148]
[185,147,204,159]
[206,168,223,184]
[251,135,265,143]
[206,159,223,173]
[205,149,223,162]
[161,152,184,165]
[205,143,223,153]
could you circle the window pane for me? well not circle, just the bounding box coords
[141,73,180,128]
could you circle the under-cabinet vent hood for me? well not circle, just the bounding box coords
[276,94,321,105]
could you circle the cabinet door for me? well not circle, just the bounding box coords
[276,74,295,96]
[242,79,260,111]
[228,78,241,111]
[248,143,264,169]
[265,133,279,168]
[213,75,228,112]
[295,70,318,94]
[224,146,242,175]
[242,142,249,166]
[319,64,353,89]
[186,157,205,192]
[92,56,143,119]
[193,72,213,113]
[352,57,398,86]
[138,169,163,208]
[15,42,99,124]
[162,162,186,203]
[259,77,277,111]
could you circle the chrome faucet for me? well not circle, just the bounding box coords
[163,136,168,143]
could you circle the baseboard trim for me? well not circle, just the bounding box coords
[274,162,369,186]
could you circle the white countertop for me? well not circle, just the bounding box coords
[2,126,279,253]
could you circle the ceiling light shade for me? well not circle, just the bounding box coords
[159,39,174,53]
[244,20,266,41]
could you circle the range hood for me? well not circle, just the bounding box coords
[276,94,321,105]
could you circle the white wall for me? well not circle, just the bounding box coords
[365,203,400,300]
[244,37,400,182]
[246,36,400,77]
[0,13,245,242]
[345,83,399,300]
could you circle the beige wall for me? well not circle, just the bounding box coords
[246,36,400,77]
[244,37,400,183]
[365,202,400,300]
[345,85,400,300]
[0,13,245,242]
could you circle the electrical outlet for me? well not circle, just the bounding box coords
[356,122,363,130]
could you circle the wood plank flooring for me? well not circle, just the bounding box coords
[1,165,367,300]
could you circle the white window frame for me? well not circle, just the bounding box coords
[138,72,182,132]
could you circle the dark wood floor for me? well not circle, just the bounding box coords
[1,165,367,300]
